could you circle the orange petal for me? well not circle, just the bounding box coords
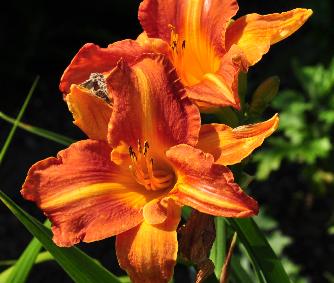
[21,140,158,247]
[166,145,258,217]
[66,85,112,141]
[143,197,171,225]
[139,0,244,110]
[107,53,200,152]
[197,114,279,165]
[116,199,180,283]
[60,40,150,94]
[186,45,245,110]
[226,8,313,66]
[139,0,238,53]
[136,32,170,55]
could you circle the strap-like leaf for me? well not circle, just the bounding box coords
[227,218,291,283]
[210,217,226,278]
[4,236,43,283]
[0,190,121,283]
[0,76,39,164]
[0,251,53,282]
[230,255,254,283]
[0,112,74,146]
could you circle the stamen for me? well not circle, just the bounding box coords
[128,146,137,161]
[128,140,175,191]
[143,141,149,156]
[137,139,142,154]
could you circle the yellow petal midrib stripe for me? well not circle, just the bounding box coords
[177,183,249,211]
[41,182,147,209]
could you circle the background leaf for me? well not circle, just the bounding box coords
[227,218,291,283]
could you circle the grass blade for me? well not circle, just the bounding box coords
[3,221,50,283]
[0,251,53,282]
[0,112,74,146]
[230,255,254,283]
[4,237,43,283]
[227,218,291,283]
[210,217,226,279]
[0,76,39,164]
[0,190,121,283]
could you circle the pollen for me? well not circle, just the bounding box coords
[128,140,175,191]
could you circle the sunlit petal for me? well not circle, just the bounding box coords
[139,0,238,53]
[107,54,200,152]
[66,85,112,141]
[21,140,159,247]
[116,199,180,283]
[226,8,313,66]
[186,45,245,110]
[139,0,241,109]
[60,39,154,94]
[197,114,279,165]
[166,145,258,217]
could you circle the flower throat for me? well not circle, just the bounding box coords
[128,140,175,191]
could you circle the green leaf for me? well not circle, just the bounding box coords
[210,217,226,278]
[4,234,44,283]
[0,190,121,283]
[118,276,131,283]
[0,76,39,164]
[249,76,280,117]
[230,255,254,283]
[181,206,192,220]
[0,251,53,282]
[227,218,291,283]
[215,107,239,127]
[328,226,334,235]
[3,220,51,283]
[0,111,75,146]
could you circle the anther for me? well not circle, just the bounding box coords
[143,141,149,155]
[128,146,137,161]
[182,40,186,49]
[172,41,178,53]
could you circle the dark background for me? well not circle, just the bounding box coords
[0,0,332,282]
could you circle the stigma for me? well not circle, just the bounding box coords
[128,140,175,191]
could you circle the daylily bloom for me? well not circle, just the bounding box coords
[138,0,312,110]
[59,1,312,111]
[22,54,278,283]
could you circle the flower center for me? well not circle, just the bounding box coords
[168,24,220,87]
[128,140,175,191]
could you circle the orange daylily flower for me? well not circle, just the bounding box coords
[22,54,278,283]
[138,0,312,110]
[59,1,312,111]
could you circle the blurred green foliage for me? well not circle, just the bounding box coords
[230,210,308,283]
[254,211,307,283]
[253,59,334,196]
